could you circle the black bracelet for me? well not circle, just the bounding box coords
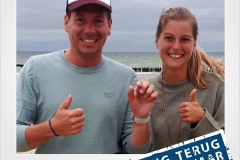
[49,119,59,136]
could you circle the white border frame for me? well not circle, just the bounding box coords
[225,0,240,159]
[0,0,239,159]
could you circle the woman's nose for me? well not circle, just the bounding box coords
[172,41,181,50]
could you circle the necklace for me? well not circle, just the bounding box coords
[161,76,189,145]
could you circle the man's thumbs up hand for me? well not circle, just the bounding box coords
[58,95,72,110]
[50,95,85,136]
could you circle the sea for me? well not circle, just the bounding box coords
[16,51,224,73]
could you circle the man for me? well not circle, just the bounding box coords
[17,0,158,154]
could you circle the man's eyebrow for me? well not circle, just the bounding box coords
[95,15,105,19]
[75,12,84,17]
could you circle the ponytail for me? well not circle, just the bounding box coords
[187,47,224,89]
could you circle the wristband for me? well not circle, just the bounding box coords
[132,114,150,124]
[49,119,59,136]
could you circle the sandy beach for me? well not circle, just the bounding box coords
[136,72,159,81]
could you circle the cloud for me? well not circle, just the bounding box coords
[17,0,224,52]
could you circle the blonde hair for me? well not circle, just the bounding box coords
[188,47,224,89]
[156,7,224,89]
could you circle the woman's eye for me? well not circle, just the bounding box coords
[165,36,173,41]
[182,38,190,42]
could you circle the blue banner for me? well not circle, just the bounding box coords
[131,130,233,160]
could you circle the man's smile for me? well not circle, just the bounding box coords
[81,38,98,43]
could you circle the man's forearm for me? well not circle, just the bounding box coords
[25,121,55,149]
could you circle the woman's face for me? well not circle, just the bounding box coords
[156,20,196,72]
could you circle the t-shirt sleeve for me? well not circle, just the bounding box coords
[17,58,38,152]
[190,78,224,136]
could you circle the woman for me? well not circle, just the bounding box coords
[148,7,224,151]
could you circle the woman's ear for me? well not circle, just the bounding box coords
[155,38,159,49]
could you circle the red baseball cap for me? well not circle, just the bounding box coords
[66,0,112,12]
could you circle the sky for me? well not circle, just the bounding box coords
[17,0,224,52]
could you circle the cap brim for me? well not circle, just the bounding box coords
[68,0,111,12]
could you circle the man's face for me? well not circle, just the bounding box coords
[64,4,112,59]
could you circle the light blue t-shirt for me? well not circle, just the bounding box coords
[17,50,151,154]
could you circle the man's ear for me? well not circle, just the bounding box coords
[64,14,69,32]
[107,18,112,36]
